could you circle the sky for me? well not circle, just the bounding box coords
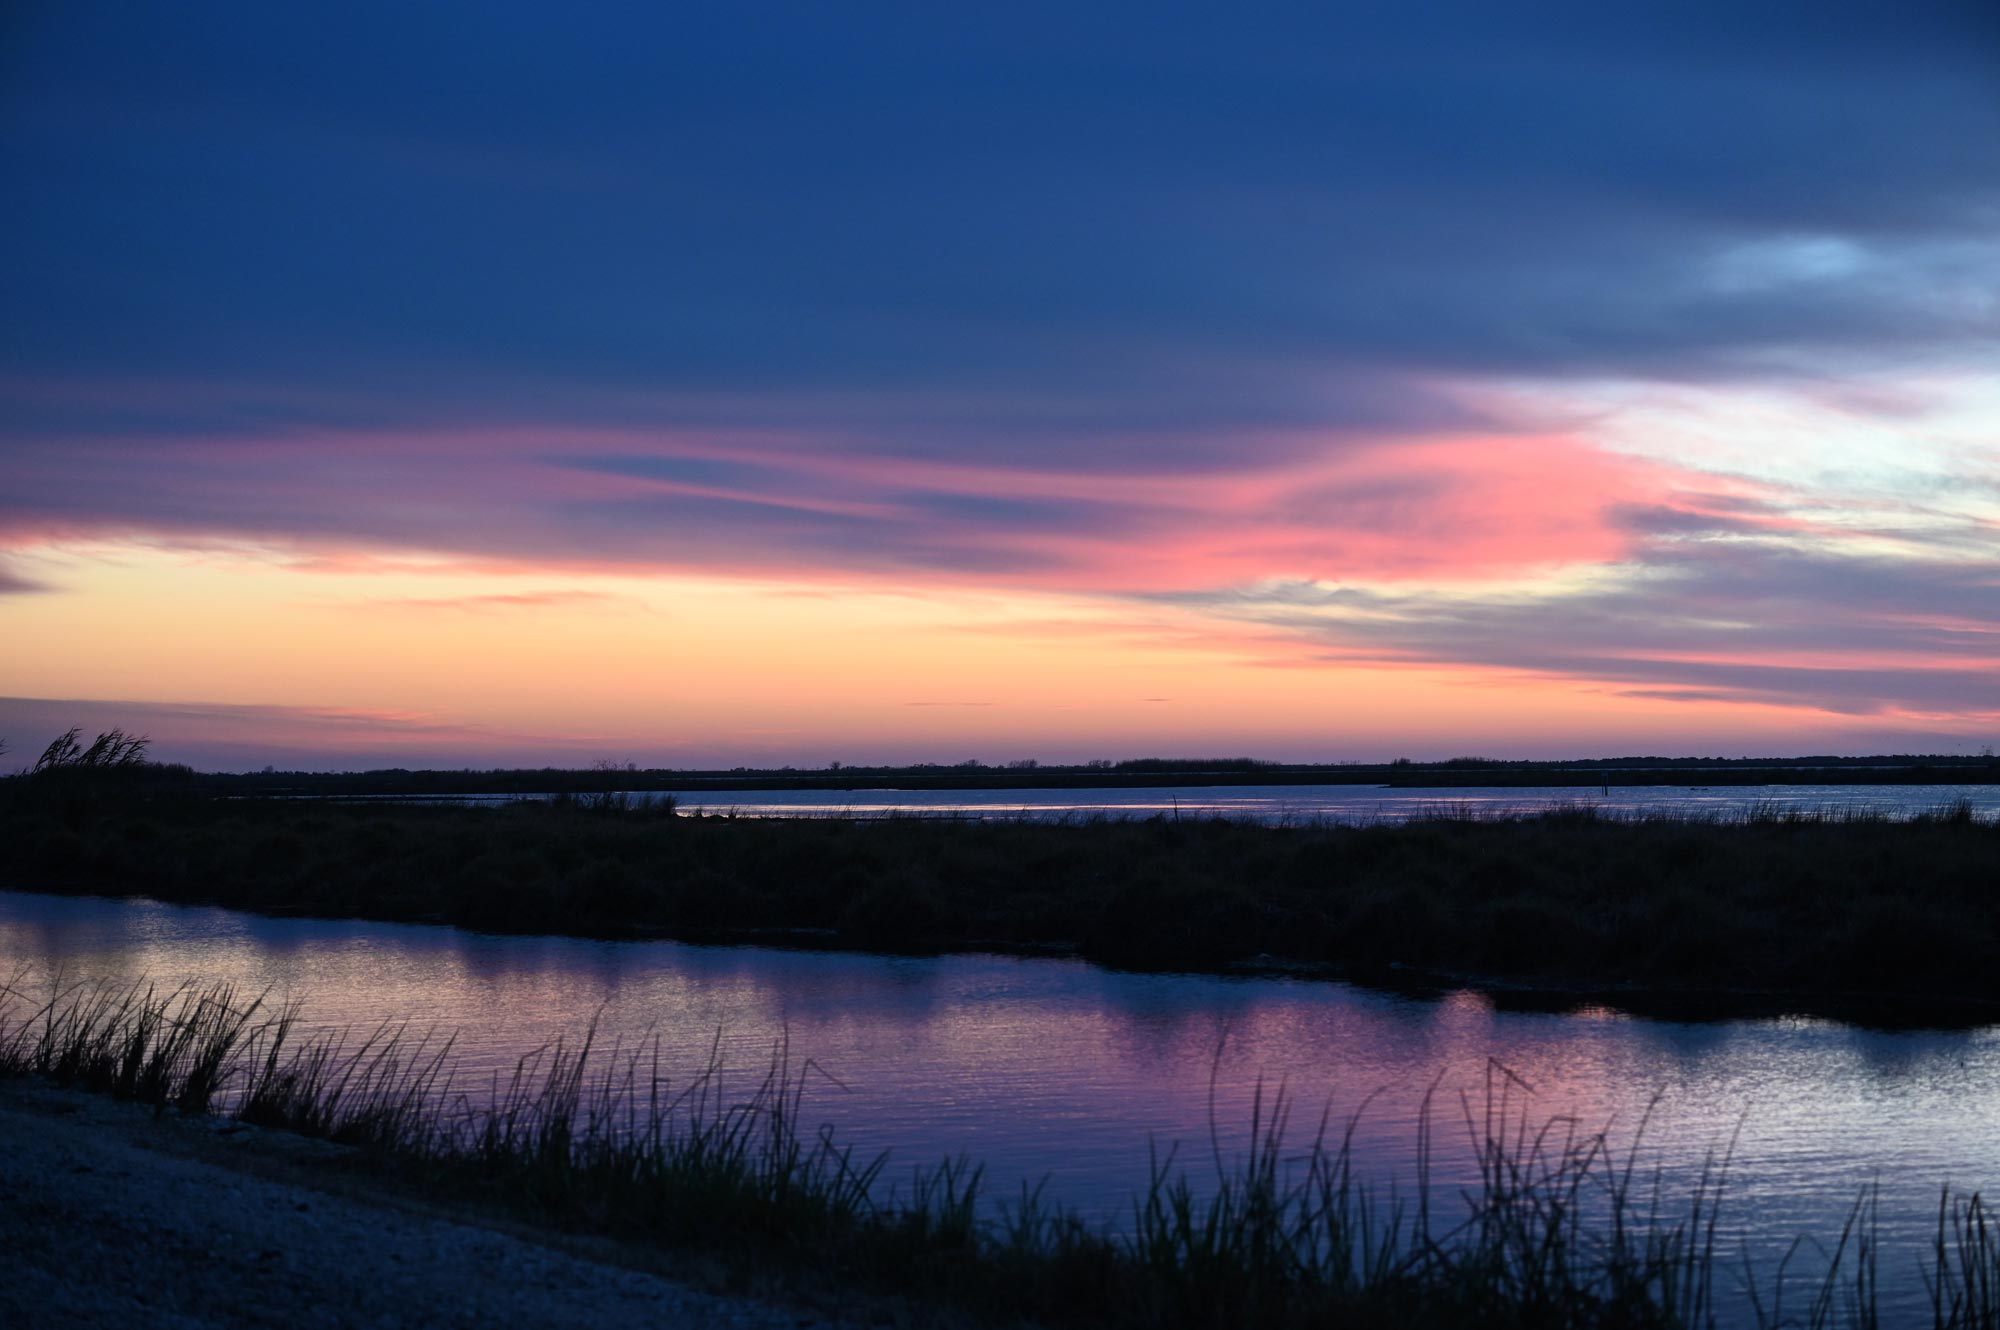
[2,0,1997,771]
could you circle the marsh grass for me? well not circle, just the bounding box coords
[5,778,1997,1018]
[547,789,678,816]
[238,1010,457,1147]
[3,979,1997,1327]
[0,976,262,1111]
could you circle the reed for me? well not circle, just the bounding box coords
[3,979,1997,1327]
[0,977,262,1111]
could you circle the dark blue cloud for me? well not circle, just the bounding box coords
[4,0,1994,459]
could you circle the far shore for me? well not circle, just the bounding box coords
[185,752,2000,797]
[6,773,1997,1026]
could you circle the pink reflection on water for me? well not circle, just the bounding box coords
[3,889,1998,1323]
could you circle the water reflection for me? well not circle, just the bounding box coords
[378,782,2000,824]
[3,888,1997,1324]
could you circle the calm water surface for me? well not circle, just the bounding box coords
[5,888,1996,1321]
[462,781,2000,823]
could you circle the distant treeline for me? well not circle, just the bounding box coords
[173,752,2000,795]
[3,726,1997,794]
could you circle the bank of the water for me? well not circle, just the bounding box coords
[6,787,1998,1022]
[0,1079,869,1330]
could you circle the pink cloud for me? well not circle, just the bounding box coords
[1,421,1717,593]
[6,401,1995,730]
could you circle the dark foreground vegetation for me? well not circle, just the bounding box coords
[5,743,1999,1021]
[3,979,1997,1330]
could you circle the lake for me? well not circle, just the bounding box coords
[417,781,2000,823]
[4,886,1996,1323]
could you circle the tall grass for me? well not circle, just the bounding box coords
[238,1008,457,1148]
[0,977,262,1111]
[2,979,1997,1328]
[546,788,678,816]
[7,789,1997,1016]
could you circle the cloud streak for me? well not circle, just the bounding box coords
[348,589,645,615]
[1159,531,2000,719]
[0,696,616,772]
[0,559,47,595]
[0,424,1704,588]
[4,398,1996,724]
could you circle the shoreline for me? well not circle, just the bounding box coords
[0,1078,861,1330]
[186,756,2000,797]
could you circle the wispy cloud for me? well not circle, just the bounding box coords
[344,589,646,614]
[0,424,1699,590]
[0,559,47,595]
[6,399,1995,727]
[1158,531,2000,719]
[0,696,618,772]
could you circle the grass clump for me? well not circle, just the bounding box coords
[1,978,262,1112]
[4,979,1999,1328]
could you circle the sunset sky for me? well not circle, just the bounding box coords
[3,1,1997,770]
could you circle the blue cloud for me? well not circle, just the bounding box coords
[3,0,1994,457]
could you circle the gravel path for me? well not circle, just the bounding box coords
[0,1081,864,1330]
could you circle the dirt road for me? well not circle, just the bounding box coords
[0,1081,861,1329]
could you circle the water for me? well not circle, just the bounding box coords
[4,887,1997,1322]
[406,781,2000,823]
